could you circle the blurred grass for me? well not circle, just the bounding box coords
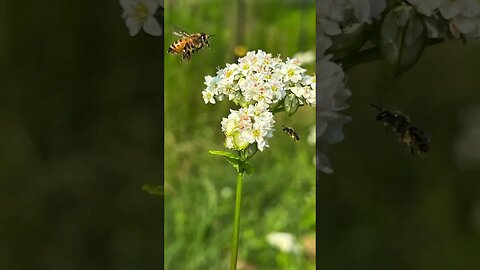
[0,1,163,269]
[164,0,315,269]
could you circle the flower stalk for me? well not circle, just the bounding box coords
[229,172,244,270]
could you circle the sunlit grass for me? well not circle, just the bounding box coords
[164,0,315,269]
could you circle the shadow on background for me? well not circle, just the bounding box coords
[0,2,163,269]
[319,42,480,269]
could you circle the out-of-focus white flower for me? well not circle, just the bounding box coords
[266,232,302,254]
[120,0,163,36]
[317,54,351,174]
[406,0,441,16]
[220,186,233,199]
[407,0,480,39]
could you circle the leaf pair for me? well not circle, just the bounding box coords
[209,150,254,175]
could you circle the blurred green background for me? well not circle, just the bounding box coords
[164,0,315,269]
[319,42,480,269]
[0,1,163,269]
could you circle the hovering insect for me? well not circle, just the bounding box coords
[402,126,430,156]
[371,104,410,134]
[282,125,300,142]
[371,104,430,156]
[167,26,214,61]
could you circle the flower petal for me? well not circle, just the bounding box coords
[119,0,132,11]
[125,17,141,36]
[145,0,159,15]
[143,16,163,36]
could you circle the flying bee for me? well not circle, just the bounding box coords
[282,125,300,142]
[402,126,430,156]
[371,104,430,156]
[371,104,410,134]
[167,26,214,61]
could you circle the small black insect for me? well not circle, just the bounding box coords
[402,126,430,156]
[371,104,430,156]
[282,125,300,142]
[371,104,410,134]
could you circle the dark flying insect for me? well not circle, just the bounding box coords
[371,104,410,134]
[168,26,214,61]
[282,125,300,142]
[402,126,430,156]
[371,104,430,156]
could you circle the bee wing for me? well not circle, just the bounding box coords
[172,26,191,38]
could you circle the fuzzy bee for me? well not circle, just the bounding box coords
[402,126,430,156]
[167,26,214,61]
[370,104,410,134]
[282,125,300,142]
[371,104,430,156]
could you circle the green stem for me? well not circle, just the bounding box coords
[229,172,244,270]
[342,47,381,71]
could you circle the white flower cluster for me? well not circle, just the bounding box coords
[317,0,387,55]
[203,50,316,152]
[120,0,163,36]
[221,103,275,152]
[317,54,351,174]
[407,0,480,38]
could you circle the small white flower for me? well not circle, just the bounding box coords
[120,0,162,36]
[317,54,351,174]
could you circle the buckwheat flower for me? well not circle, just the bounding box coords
[204,50,315,153]
[281,58,306,84]
[120,0,162,36]
[220,105,274,152]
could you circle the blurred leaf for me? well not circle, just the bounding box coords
[284,93,300,117]
[142,184,164,196]
[380,5,427,77]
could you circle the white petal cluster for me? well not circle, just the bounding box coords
[407,0,480,38]
[317,0,387,54]
[203,50,316,152]
[221,104,275,152]
[120,0,163,36]
[203,50,315,107]
[317,55,351,174]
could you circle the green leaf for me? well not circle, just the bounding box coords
[209,150,242,160]
[243,143,258,160]
[142,184,164,196]
[240,162,254,175]
[226,158,242,173]
[284,93,299,117]
[380,5,427,77]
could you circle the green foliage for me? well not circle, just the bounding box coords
[380,5,427,77]
[164,0,315,269]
